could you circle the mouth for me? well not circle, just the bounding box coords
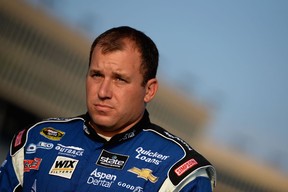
[94,103,113,112]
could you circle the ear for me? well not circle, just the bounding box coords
[144,78,158,103]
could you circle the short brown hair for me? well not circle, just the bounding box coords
[89,26,159,86]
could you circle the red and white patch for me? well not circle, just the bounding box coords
[174,159,198,176]
[14,129,26,147]
[24,158,42,172]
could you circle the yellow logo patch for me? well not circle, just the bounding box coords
[40,127,65,141]
[128,167,158,183]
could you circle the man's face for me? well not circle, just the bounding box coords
[86,41,157,133]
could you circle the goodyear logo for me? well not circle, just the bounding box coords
[40,127,65,141]
[128,167,158,183]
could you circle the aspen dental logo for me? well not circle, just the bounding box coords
[49,156,79,179]
[87,168,117,188]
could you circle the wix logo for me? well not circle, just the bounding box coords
[49,156,79,179]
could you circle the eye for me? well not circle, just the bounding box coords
[92,73,101,77]
[114,74,127,83]
[90,71,102,78]
[116,77,126,82]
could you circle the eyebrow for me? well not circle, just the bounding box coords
[88,69,101,75]
[89,68,131,80]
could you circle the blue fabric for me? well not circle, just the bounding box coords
[0,112,215,191]
[180,176,212,192]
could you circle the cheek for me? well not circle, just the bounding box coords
[85,78,90,93]
[86,81,97,98]
[122,88,146,103]
[86,82,91,96]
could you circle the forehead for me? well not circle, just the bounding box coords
[91,41,142,70]
[97,38,139,54]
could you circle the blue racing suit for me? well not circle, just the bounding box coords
[0,110,216,191]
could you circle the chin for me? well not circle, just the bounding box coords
[92,116,115,128]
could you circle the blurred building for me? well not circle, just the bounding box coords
[1,1,288,191]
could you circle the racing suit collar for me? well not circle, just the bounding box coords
[83,109,151,145]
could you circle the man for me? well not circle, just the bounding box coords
[0,26,216,191]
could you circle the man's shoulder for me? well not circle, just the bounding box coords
[144,124,216,188]
[143,124,195,152]
[143,124,213,171]
[43,115,85,124]
[10,115,85,156]
[34,115,85,128]
[22,115,85,135]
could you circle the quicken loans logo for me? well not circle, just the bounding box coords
[96,150,129,170]
[49,156,79,179]
[135,147,169,165]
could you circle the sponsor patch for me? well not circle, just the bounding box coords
[55,144,84,157]
[119,131,135,141]
[24,158,42,172]
[174,159,198,176]
[38,141,54,149]
[49,156,78,179]
[87,168,117,188]
[26,142,54,154]
[14,129,26,147]
[128,167,158,183]
[96,150,129,170]
[26,143,37,154]
[117,181,143,191]
[40,127,65,141]
[135,147,169,165]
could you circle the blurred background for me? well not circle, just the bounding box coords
[1,0,288,191]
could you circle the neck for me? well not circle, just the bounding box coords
[87,111,145,138]
[88,121,137,138]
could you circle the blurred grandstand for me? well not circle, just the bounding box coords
[0,1,288,191]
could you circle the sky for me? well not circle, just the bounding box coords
[26,0,288,174]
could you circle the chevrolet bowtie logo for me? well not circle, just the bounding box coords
[128,167,158,183]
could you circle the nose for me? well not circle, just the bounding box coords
[98,78,112,99]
